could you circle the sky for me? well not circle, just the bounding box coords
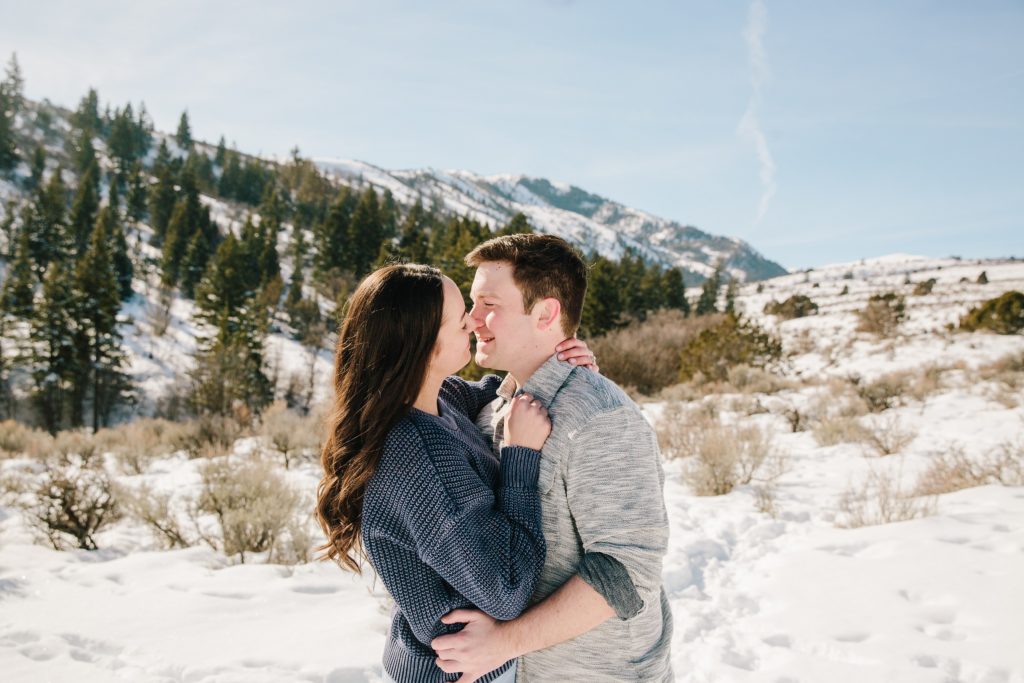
[2,0,1022,270]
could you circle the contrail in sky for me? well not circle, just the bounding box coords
[738,0,775,225]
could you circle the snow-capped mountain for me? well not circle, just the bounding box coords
[315,159,787,283]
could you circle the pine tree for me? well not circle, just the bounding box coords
[180,228,213,299]
[149,145,177,242]
[28,145,45,190]
[176,110,192,149]
[313,188,354,277]
[724,278,739,314]
[99,206,134,300]
[498,212,534,236]
[30,263,78,433]
[134,103,153,157]
[580,255,622,338]
[662,267,690,316]
[191,233,272,416]
[72,129,98,177]
[74,219,131,430]
[126,161,148,223]
[69,163,100,254]
[695,265,722,316]
[107,103,137,174]
[0,89,16,173]
[394,199,430,263]
[214,135,227,167]
[348,187,383,278]
[0,229,35,318]
[24,167,69,276]
[2,53,25,115]
[72,88,101,134]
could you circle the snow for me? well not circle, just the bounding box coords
[2,255,1022,681]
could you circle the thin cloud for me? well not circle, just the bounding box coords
[738,0,776,225]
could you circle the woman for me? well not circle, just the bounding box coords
[315,264,595,683]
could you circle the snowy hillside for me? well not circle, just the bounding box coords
[315,158,786,282]
[2,255,1022,682]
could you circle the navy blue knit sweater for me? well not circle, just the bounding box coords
[362,374,546,683]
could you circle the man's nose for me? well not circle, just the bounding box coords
[468,305,485,326]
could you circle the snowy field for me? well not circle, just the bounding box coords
[2,255,1023,682]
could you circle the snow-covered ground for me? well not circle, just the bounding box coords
[2,255,1023,682]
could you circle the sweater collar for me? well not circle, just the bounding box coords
[496,353,575,409]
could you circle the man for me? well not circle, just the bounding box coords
[431,234,673,682]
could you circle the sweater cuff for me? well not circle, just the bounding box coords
[578,552,644,620]
[498,445,541,488]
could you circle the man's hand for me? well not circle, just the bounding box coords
[431,609,516,683]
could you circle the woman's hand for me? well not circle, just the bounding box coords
[505,393,551,451]
[555,336,599,373]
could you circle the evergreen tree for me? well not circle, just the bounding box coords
[2,53,25,115]
[28,145,45,190]
[74,218,131,430]
[313,188,354,277]
[71,88,101,135]
[69,163,100,255]
[0,229,35,318]
[498,212,534,236]
[580,255,622,338]
[0,89,16,172]
[695,264,722,316]
[724,278,739,314]
[214,135,227,167]
[191,233,272,416]
[107,103,137,174]
[126,161,148,222]
[30,263,78,433]
[175,110,192,149]
[662,267,690,316]
[72,128,98,177]
[99,206,134,300]
[24,167,69,276]
[348,187,383,277]
[180,228,213,299]
[149,145,177,242]
[134,103,153,157]
[394,199,430,263]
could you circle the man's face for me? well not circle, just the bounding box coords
[468,261,537,371]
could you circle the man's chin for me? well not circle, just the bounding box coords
[474,350,498,370]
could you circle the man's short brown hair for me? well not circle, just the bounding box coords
[465,233,588,336]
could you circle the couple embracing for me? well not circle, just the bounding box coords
[316,234,673,682]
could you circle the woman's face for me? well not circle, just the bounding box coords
[430,276,473,377]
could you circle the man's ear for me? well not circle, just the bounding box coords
[533,297,562,332]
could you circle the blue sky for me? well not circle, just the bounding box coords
[3,0,1022,269]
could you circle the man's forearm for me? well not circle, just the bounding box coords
[501,574,616,657]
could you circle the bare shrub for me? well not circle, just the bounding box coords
[977,351,1024,390]
[194,457,305,563]
[170,415,246,459]
[776,404,806,433]
[812,417,871,447]
[725,365,793,395]
[859,414,916,456]
[117,483,193,549]
[852,372,911,412]
[915,442,1024,496]
[753,484,778,517]
[683,423,781,496]
[148,285,174,337]
[590,310,723,396]
[856,292,906,337]
[95,418,180,474]
[906,365,945,403]
[836,468,936,528]
[655,401,718,460]
[259,400,323,469]
[9,450,121,550]
[0,420,52,458]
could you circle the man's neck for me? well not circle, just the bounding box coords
[506,343,558,389]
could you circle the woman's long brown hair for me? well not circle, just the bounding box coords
[315,264,444,572]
